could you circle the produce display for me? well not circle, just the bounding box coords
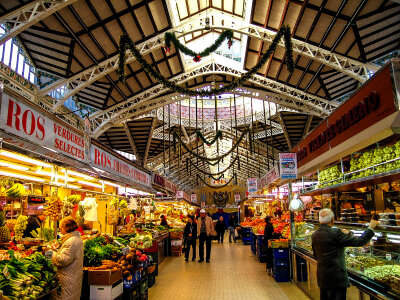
[345,255,386,272]
[318,165,342,187]
[129,234,153,250]
[0,250,58,299]
[61,200,74,217]
[0,211,11,243]
[30,228,54,242]
[67,194,81,204]
[43,196,63,221]
[13,215,28,241]
[6,183,26,198]
[364,265,400,292]
[83,236,122,267]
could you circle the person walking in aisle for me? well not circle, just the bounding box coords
[263,216,275,275]
[184,216,197,262]
[312,209,379,300]
[197,209,215,263]
[215,216,227,243]
[228,214,237,243]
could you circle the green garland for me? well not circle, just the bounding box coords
[196,130,223,145]
[209,174,224,181]
[173,128,249,161]
[198,174,236,189]
[118,25,294,96]
[188,155,239,176]
[164,30,233,61]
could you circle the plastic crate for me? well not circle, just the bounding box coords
[273,248,289,259]
[147,274,156,288]
[274,272,290,282]
[140,278,148,294]
[268,239,289,248]
[122,284,140,300]
[242,236,251,244]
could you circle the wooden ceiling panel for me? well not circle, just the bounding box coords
[309,14,334,44]
[125,77,142,93]
[325,0,342,12]
[249,37,262,51]
[287,69,302,86]
[308,0,323,6]
[92,0,113,19]
[358,0,384,17]
[307,79,320,94]
[294,8,317,39]
[347,44,361,61]
[342,0,362,17]
[282,2,302,29]
[148,0,169,31]
[103,20,122,52]
[298,73,313,90]
[333,29,355,55]
[157,61,172,78]
[252,0,269,25]
[135,72,152,88]
[119,14,142,42]
[277,67,290,83]
[56,7,84,33]
[109,0,128,13]
[42,14,71,33]
[268,0,286,29]
[168,55,183,75]
[266,60,280,78]
[134,6,156,37]
[78,33,103,61]
[111,88,124,103]
[73,44,94,68]
[322,20,346,49]
[245,52,258,69]
[72,1,98,28]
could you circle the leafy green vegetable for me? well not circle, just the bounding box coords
[83,236,118,267]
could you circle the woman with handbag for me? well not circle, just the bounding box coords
[184,216,197,262]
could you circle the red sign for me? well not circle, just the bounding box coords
[292,65,397,168]
[152,173,165,187]
[0,91,86,161]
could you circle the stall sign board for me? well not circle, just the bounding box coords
[234,194,241,203]
[97,195,109,201]
[165,179,178,193]
[279,153,297,179]
[152,173,165,187]
[176,191,183,198]
[292,65,397,168]
[258,165,280,189]
[211,178,227,186]
[191,193,197,203]
[27,195,46,204]
[0,92,86,162]
[247,178,258,193]
[176,190,190,201]
[90,145,151,187]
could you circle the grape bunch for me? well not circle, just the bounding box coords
[318,165,342,187]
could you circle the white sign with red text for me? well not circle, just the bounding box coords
[191,193,197,203]
[279,153,297,179]
[0,92,86,161]
[90,145,151,187]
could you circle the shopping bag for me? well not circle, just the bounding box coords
[235,229,239,238]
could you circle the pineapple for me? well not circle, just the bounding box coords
[0,211,11,243]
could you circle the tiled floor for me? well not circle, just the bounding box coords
[149,240,310,300]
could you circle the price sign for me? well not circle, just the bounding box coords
[122,247,130,256]
[386,253,392,261]
[3,265,10,279]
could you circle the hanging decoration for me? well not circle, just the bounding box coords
[118,26,294,96]
[163,30,234,62]
[188,155,239,176]
[198,174,237,189]
[209,174,224,181]
[173,128,249,162]
[196,130,223,146]
[209,191,230,207]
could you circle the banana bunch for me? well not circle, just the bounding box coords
[6,183,26,198]
[119,199,128,209]
[14,215,28,241]
[67,194,81,204]
[0,178,14,188]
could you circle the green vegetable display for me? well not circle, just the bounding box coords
[31,228,54,242]
[0,250,58,299]
[129,235,153,250]
[83,236,121,267]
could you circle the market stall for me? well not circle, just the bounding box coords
[290,59,400,300]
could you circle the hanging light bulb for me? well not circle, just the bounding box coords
[205,17,210,30]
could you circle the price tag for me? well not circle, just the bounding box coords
[3,265,10,279]
[122,247,130,255]
[386,253,392,261]
[45,250,53,259]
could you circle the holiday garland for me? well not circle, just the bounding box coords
[196,130,223,146]
[164,30,233,62]
[188,155,239,176]
[173,128,249,162]
[209,174,225,181]
[118,25,294,96]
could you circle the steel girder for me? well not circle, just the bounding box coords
[39,9,379,112]
[0,0,77,46]
[91,60,336,138]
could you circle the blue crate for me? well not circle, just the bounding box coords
[242,236,251,244]
[274,272,290,282]
[273,248,289,259]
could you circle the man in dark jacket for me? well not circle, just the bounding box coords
[215,216,227,243]
[184,216,197,262]
[311,209,379,300]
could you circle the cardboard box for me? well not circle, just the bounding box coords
[90,280,123,300]
[171,239,182,246]
[88,269,123,286]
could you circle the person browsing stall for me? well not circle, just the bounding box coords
[311,209,379,300]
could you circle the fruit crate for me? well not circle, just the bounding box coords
[140,278,148,294]
[241,226,252,237]
[250,232,256,254]
[143,251,158,277]
[141,289,148,300]
[170,231,183,239]
[268,239,289,248]
[122,282,140,300]
[242,236,251,245]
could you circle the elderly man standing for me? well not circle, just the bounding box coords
[197,209,215,263]
[311,209,379,300]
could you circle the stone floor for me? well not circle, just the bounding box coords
[149,239,310,300]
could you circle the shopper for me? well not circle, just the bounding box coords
[51,217,84,300]
[197,209,215,263]
[215,216,227,243]
[312,209,378,300]
[23,214,45,237]
[228,214,237,243]
[160,214,168,226]
[263,216,275,275]
[184,216,197,262]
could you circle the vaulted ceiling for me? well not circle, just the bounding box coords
[1,0,399,189]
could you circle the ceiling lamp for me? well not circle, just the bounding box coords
[289,194,304,212]
[0,170,45,182]
[0,150,52,168]
[78,180,103,188]
[0,160,29,171]
[205,17,210,30]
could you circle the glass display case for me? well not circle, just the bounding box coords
[291,218,400,299]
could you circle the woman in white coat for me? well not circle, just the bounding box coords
[51,217,84,300]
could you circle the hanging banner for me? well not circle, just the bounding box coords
[0,91,86,162]
[258,165,280,189]
[90,145,151,187]
[279,153,297,179]
[165,179,178,193]
[247,178,258,193]
[234,194,241,203]
[211,178,227,186]
[152,173,165,187]
[191,193,197,203]
[176,190,190,201]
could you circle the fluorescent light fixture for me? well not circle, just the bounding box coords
[66,184,80,189]
[78,180,103,188]
[35,169,54,176]
[102,180,123,188]
[0,150,52,168]
[61,169,95,180]
[0,160,29,171]
[0,170,45,182]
